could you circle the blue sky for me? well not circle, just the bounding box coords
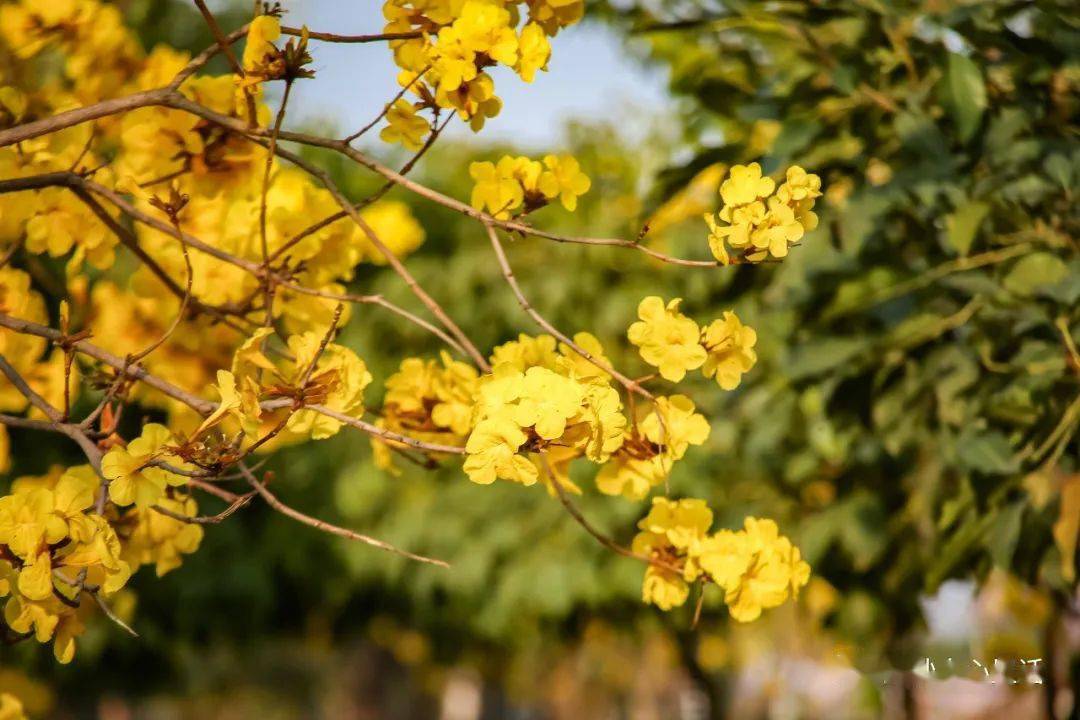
[280,2,670,149]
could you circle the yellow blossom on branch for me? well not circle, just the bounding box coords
[101,423,190,508]
[380,99,431,151]
[627,296,706,382]
[701,311,758,390]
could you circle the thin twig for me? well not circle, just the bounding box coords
[485,223,653,400]
[238,463,449,567]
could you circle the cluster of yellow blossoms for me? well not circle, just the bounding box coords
[0,0,820,672]
[628,296,758,390]
[463,333,624,491]
[382,0,581,136]
[704,163,822,264]
[632,498,810,621]
[470,154,591,217]
[373,352,479,474]
[0,3,421,431]
[0,464,198,664]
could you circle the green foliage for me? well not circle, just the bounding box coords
[597,0,1079,666]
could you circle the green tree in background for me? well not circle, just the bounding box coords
[595,0,1079,687]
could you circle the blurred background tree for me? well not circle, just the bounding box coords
[0,0,1076,718]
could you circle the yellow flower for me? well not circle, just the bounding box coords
[695,517,811,623]
[719,162,774,207]
[538,154,590,211]
[48,465,98,543]
[526,0,585,35]
[627,296,706,382]
[55,515,131,595]
[705,164,823,264]
[120,497,204,576]
[516,23,550,82]
[242,14,281,74]
[640,564,689,611]
[776,165,822,203]
[470,157,524,218]
[194,369,241,437]
[446,1,518,67]
[16,553,55,601]
[283,332,373,440]
[555,332,612,385]
[489,333,558,372]
[380,99,430,151]
[373,351,479,473]
[749,197,805,259]
[0,692,25,720]
[3,591,62,652]
[430,37,477,94]
[463,413,536,485]
[431,351,480,435]
[701,311,757,390]
[637,496,713,552]
[640,394,711,459]
[596,395,708,500]
[24,188,116,269]
[0,487,67,560]
[101,423,188,508]
[511,366,585,440]
[358,200,426,264]
[631,497,716,611]
[577,383,626,462]
[596,454,666,501]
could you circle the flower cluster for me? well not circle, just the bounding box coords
[463,333,625,492]
[628,296,758,390]
[0,0,142,105]
[101,424,192,508]
[0,466,134,662]
[703,164,822,264]
[373,351,480,474]
[631,498,810,621]
[596,395,710,500]
[224,327,374,445]
[470,154,591,218]
[383,0,579,133]
[0,0,817,663]
[0,5,422,433]
[0,269,70,429]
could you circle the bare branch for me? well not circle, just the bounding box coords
[238,463,450,568]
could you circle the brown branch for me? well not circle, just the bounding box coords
[0,313,216,415]
[485,223,653,400]
[0,353,103,469]
[540,454,681,575]
[152,491,255,525]
[238,463,449,567]
[257,78,295,327]
[192,0,246,78]
[0,89,169,148]
[344,65,431,144]
[1,313,466,456]
[281,26,423,44]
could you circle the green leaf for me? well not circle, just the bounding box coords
[944,201,989,256]
[1003,252,1068,296]
[943,53,987,142]
[956,428,1019,475]
[787,336,868,380]
[1043,153,1073,189]
[986,502,1025,568]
